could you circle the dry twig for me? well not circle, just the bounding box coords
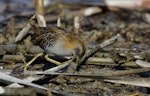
[15,15,35,42]
[76,34,120,70]
[34,0,46,27]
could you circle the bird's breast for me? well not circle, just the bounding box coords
[45,40,75,56]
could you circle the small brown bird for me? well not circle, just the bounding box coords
[32,25,86,58]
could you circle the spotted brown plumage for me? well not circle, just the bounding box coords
[31,25,86,57]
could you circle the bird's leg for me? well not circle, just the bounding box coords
[23,53,43,70]
[44,54,61,65]
[76,56,80,64]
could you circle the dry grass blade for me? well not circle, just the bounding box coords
[0,71,48,90]
[135,60,150,67]
[104,76,150,88]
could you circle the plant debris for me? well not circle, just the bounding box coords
[0,0,150,96]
